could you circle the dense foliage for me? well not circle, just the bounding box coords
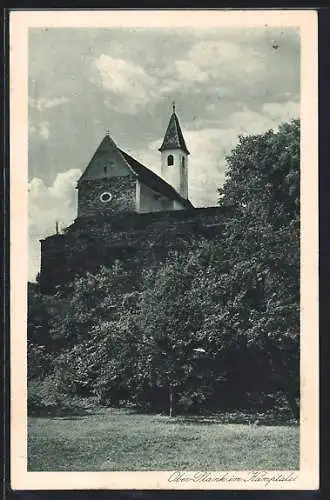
[28,120,300,419]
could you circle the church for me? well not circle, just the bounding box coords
[76,104,193,218]
[39,105,227,293]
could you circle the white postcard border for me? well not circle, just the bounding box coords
[10,9,319,490]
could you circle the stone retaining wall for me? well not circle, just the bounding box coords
[39,207,229,293]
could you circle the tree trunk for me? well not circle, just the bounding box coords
[169,386,174,417]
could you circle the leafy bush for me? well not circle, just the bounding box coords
[28,377,59,415]
[27,342,54,380]
[28,376,85,416]
[178,391,207,414]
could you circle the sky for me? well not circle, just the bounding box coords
[28,26,300,281]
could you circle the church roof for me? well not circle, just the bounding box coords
[159,109,190,155]
[119,149,193,208]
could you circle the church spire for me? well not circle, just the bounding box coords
[159,104,189,199]
[159,104,190,155]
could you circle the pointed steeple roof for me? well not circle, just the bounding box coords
[159,104,190,155]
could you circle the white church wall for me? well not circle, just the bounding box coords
[136,180,172,213]
[172,200,187,210]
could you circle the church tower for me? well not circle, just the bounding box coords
[159,104,190,199]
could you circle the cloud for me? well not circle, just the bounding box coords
[92,52,208,113]
[49,169,82,199]
[148,36,282,102]
[28,168,81,281]
[29,121,51,139]
[174,60,209,84]
[188,40,266,83]
[185,128,236,207]
[156,59,209,95]
[262,101,299,121]
[225,101,299,136]
[158,34,299,105]
[29,97,70,111]
[92,54,157,114]
[28,97,70,142]
[224,107,278,136]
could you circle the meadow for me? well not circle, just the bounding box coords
[28,407,299,471]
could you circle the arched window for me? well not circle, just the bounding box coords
[167,155,174,166]
[181,156,185,168]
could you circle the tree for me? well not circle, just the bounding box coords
[217,119,300,418]
[47,262,135,348]
[47,261,141,401]
[28,120,300,420]
[129,242,230,416]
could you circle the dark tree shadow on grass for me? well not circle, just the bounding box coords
[28,404,298,426]
[164,412,298,426]
[117,403,298,426]
[28,405,99,419]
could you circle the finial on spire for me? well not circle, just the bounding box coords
[55,220,59,234]
[106,128,110,136]
[172,101,176,113]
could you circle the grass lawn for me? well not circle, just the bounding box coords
[28,407,299,471]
